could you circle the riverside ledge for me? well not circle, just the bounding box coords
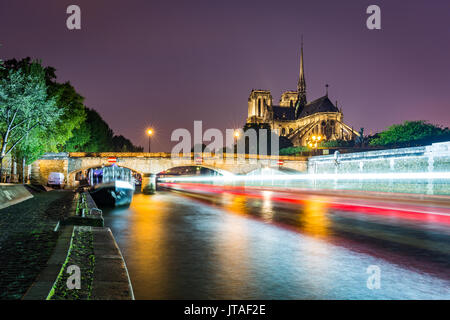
[23,190,134,300]
[0,184,33,210]
[90,227,134,300]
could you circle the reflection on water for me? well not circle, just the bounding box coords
[103,192,450,300]
[299,198,330,238]
[127,194,168,298]
[261,190,275,223]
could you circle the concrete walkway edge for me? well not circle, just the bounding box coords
[91,227,135,300]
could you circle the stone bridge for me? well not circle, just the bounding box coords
[31,152,308,189]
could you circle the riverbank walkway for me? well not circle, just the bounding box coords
[0,189,74,299]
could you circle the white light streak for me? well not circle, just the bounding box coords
[158,172,450,183]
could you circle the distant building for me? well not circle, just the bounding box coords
[246,42,359,147]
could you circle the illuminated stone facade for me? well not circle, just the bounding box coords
[246,44,359,147]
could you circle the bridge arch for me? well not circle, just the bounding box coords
[67,164,144,187]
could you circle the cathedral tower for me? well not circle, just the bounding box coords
[295,38,307,118]
[247,90,272,121]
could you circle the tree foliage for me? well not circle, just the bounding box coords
[321,139,355,148]
[112,135,143,152]
[48,82,87,151]
[279,146,309,155]
[0,61,62,166]
[63,120,91,152]
[65,108,143,152]
[0,56,142,180]
[369,121,450,147]
[1,58,87,164]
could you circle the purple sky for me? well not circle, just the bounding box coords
[1,0,449,151]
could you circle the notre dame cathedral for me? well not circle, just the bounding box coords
[246,43,358,147]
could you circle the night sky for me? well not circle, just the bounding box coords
[1,0,449,151]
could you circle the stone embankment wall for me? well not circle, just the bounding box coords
[0,184,33,209]
[307,141,450,195]
[30,153,68,186]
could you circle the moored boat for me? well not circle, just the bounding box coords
[88,165,135,207]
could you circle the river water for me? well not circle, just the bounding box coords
[103,191,450,299]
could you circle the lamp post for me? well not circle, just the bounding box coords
[234,130,240,154]
[147,129,153,152]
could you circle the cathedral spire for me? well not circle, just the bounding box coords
[295,36,307,118]
[297,36,306,96]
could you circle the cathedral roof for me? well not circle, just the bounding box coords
[297,95,339,118]
[271,95,339,121]
[272,106,296,121]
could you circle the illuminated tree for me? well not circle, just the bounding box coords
[0,61,62,179]
[64,108,143,152]
[369,121,450,147]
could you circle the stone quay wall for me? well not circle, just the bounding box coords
[306,141,450,195]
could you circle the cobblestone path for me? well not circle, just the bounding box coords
[0,190,74,299]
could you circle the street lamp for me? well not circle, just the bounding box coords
[147,128,153,152]
[234,130,240,154]
[308,134,324,151]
